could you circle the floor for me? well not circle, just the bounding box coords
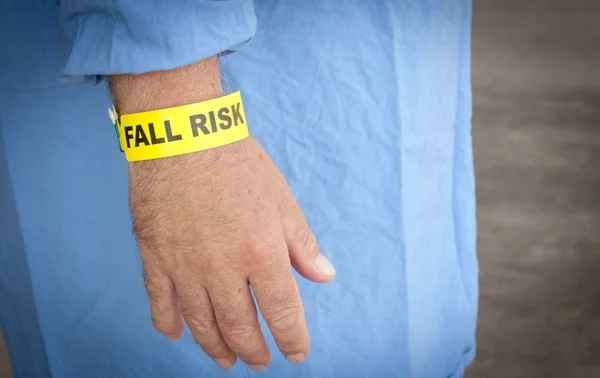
[1,0,599,377]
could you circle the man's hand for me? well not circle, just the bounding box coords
[109,58,335,371]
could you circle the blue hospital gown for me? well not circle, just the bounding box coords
[0,1,477,377]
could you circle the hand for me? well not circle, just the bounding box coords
[129,136,336,370]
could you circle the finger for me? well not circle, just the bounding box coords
[178,285,237,370]
[249,248,310,364]
[144,268,185,341]
[281,198,336,282]
[209,280,270,371]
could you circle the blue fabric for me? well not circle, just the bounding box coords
[0,1,477,377]
[57,0,257,83]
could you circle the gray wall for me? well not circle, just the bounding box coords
[468,0,600,377]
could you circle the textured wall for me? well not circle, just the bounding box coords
[468,0,600,377]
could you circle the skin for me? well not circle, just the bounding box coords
[109,57,336,371]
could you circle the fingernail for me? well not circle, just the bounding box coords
[214,358,234,370]
[286,352,306,364]
[315,254,336,276]
[248,364,267,372]
[165,333,179,341]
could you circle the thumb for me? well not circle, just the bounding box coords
[281,202,336,283]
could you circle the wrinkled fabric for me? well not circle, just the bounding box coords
[57,0,257,84]
[0,0,477,377]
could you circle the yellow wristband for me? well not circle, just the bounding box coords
[108,91,249,162]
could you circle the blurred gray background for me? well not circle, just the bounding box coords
[1,0,599,377]
[467,0,600,377]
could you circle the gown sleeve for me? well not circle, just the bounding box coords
[57,0,256,81]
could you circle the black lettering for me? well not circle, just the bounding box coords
[231,102,244,126]
[189,114,210,137]
[218,107,232,130]
[134,125,150,147]
[164,120,182,142]
[208,111,218,133]
[148,123,166,144]
[124,126,134,149]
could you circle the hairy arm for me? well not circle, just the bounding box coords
[107,57,336,371]
[109,56,223,114]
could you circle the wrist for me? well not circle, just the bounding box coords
[109,56,223,115]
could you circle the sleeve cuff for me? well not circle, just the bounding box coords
[57,0,256,83]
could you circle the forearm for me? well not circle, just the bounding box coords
[109,56,223,115]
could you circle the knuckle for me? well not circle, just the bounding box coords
[265,302,302,333]
[186,316,218,336]
[197,252,226,275]
[289,224,319,256]
[149,295,173,314]
[246,234,268,253]
[250,249,275,267]
[221,323,259,345]
[300,230,318,256]
[247,240,277,266]
[144,271,167,298]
